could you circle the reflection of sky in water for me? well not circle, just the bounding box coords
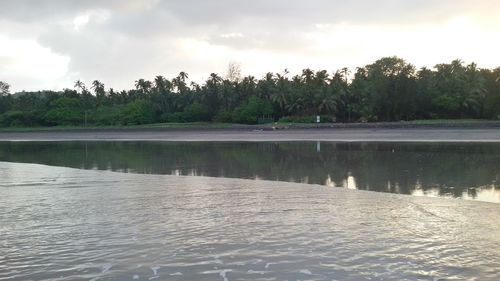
[411,185,500,204]
[324,173,500,203]
[322,175,499,203]
[2,161,499,280]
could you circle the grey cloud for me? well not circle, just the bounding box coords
[1,0,478,45]
[38,25,183,85]
[2,0,495,91]
[148,0,464,26]
[0,0,469,26]
[0,0,102,22]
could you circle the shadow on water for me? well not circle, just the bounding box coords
[0,141,499,202]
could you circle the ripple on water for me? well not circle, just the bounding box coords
[0,162,499,280]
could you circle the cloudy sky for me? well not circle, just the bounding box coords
[1,0,500,92]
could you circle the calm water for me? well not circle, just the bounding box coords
[0,141,499,203]
[1,162,499,281]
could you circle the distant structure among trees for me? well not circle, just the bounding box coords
[1,57,499,127]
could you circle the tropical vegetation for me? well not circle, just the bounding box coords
[1,57,499,127]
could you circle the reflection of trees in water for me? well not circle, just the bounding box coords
[0,141,498,198]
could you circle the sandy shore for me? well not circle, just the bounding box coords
[0,127,499,142]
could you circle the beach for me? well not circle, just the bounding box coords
[0,127,499,142]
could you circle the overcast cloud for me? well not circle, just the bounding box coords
[1,0,499,92]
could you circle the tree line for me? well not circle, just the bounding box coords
[1,57,499,127]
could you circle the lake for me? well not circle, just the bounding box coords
[0,141,499,280]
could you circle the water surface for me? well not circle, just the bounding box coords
[0,141,498,203]
[1,162,499,280]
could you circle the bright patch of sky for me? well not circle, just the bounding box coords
[0,0,499,92]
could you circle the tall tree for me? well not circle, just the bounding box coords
[0,81,10,96]
[226,62,242,83]
[135,79,153,95]
[271,73,290,117]
[91,80,106,106]
[362,57,417,121]
[0,81,11,114]
[74,80,87,94]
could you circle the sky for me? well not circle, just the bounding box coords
[1,0,500,93]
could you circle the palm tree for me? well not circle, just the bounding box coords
[271,74,289,117]
[154,76,167,92]
[220,79,236,110]
[462,63,486,117]
[264,72,274,82]
[178,71,189,82]
[287,95,304,115]
[91,80,105,96]
[302,68,315,84]
[0,81,10,96]
[244,75,256,85]
[315,89,337,114]
[257,72,275,100]
[90,80,106,107]
[135,79,152,95]
[315,70,329,86]
[313,70,334,115]
[173,72,189,94]
[190,82,201,92]
[332,69,354,122]
[209,73,222,85]
[74,80,87,93]
[239,75,257,101]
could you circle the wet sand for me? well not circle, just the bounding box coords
[0,127,499,142]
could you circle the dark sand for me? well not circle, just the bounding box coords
[0,127,499,142]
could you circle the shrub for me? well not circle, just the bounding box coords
[182,103,210,122]
[163,112,185,123]
[162,103,210,123]
[93,106,121,126]
[43,97,84,126]
[119,100,154,125]
[0,111,31,127]
[213,110,233,123]
[232,96,273,124]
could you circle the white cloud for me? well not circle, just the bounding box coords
[0,0,499,92]
[0,35,70,91]
[303,15,500,70]
[220,33,244,39]
[73,14,90,31]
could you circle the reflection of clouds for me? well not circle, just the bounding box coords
[412,184,500,203]
[2,160,500,280]
[463,185,500,204]
[301,176,309,184]
[344,174,357,190]
[325,175,336,187]
[411,188,443,199]
[325,174,355,189]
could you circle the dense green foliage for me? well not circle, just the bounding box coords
[1,57,499,127]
